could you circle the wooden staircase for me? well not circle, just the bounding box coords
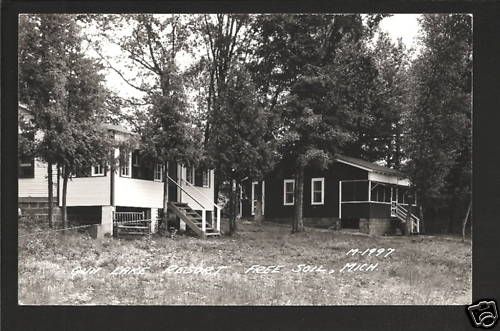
[168,201,220,238]
[394,204,420,234]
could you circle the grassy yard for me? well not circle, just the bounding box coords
[18,218,471,305]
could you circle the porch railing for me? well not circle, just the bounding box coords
[395,204,420,234]
[113,211,145,225]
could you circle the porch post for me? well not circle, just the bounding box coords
[216,207,221,232]
[96,205,115,239]
[150,208,159,234]
[368,180,371,202]
[201,209,206,236]
[338,180,342,219]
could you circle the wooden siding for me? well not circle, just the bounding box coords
[247,161,369,219]
[342,202,391,219]
[18,159,57,198]
[61,175,110,207]
[340,202,371,219]
[368,202,392,218]
[114,175,163,208]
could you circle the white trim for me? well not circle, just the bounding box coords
[154,163,163,182]
[251,181,258,216]
[283,179,295,206]
[334,158,374,172]
[310,177,325,205]
[239,185,243,218]
[339,181,342,218]
[368,172,410,186]
[202,169,210,188]
[91,164,105,176]
[341,201,392,205]
[262,180,265,216]
[368,180,371,202]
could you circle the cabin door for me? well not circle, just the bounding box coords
[167,161,178,202]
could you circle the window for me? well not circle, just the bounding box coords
[186,166,195,184]
[371,183,391,202]
[283,179,295,205]
[202,169,210,187]
[120,151,131,177]
[154,163,163,181]
[91,164,105,176]
[19,154,34,179]
[132,152,140,167]
[311,178,324,205]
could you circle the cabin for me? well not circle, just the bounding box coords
[241,155,420,235]
[18,105,221,238]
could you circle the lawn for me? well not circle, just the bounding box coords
[18,218,472,305]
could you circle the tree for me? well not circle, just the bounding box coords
[250,14,385,232]
[360,33,410,168]
[93,14,202,231]
[206,65,275,234]
[19,14,115,228]
[403,14,472,233]
[190,14,252,203]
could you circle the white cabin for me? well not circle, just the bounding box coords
[18,116,219,238]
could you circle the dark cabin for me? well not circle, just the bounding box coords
[241,155,419,235]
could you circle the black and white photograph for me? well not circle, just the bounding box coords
[16,12,472,306]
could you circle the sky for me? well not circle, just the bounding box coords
[102,14,422,101]
[379,14,421,52]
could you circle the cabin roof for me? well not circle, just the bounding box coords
[101,123,135,135]
[334,154,406,177]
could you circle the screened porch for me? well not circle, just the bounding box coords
[339,179,417,220]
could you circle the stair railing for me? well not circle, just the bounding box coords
[166,174,207,233]
[180,178,222,233]
[395,204,420,233]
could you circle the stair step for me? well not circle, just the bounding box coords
[173,202,189,207]
[117,231,151,236]
[117,225,149,230]
[205,232,221,236]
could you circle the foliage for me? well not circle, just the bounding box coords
[250,14,387,232]
[19,220,471,305]
[18,14,116,227]
[403,14,472,231]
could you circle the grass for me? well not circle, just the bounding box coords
[18,217,472,305]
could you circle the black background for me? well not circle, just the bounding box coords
[2,1,499,330]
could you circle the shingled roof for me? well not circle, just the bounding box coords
[334,154,406,177]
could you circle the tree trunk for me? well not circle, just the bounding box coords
[419,205,424,234]
[405,196,412,236]
[61,167,69,230]
[292,166,305,233]
[228,178,237,235]
[163,161,169,234]
[214,168,220,205]
[255,199,263,225]
[47,161,53,228]
[462,199,472,242]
